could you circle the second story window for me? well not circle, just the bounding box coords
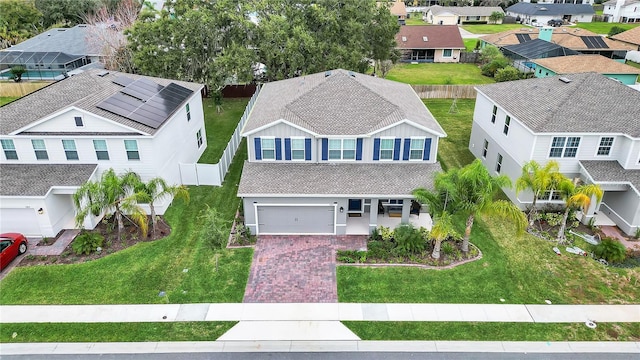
[503,116,511,135]
[409,138,425,160]
[1,139,18,160]
[62,140,79,160]
[32,139,48,160]
[186,104,191,122]
[597,137,614,156]
[93,140,109,160]
[74,116,83,127]
[196,129,203,148]
[291,138,305,160]
[124,139,140,160]
[329,139,356,160]
[261,138,275,160]
[491,105,497,124]
[549,136,580,158]
[379,138,394,160]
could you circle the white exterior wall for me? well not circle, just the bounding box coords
[604,3,640,22]
[434,49,462,63]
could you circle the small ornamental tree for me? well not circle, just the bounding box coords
[494,66,522,82]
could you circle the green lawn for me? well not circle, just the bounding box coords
[2,322,236,343]
[575,22,640,35]
[0,100,252,305]
[626,60,640,69]
[0,96,18,106]
[385,63,494,85]
[198,97,249,164]
[345,322,640,341]
[406,15,426,26]
[463,38,479,52]
[461,24,530,34]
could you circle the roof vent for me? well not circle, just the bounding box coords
[402,36,407,42]
[324,71,332,77]
[422,36,428,41]
[540,7,547,10]
[559,77,572,83]
[348,71,356,77]
[97,71,110,77]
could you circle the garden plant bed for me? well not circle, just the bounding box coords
[19,216,171,267]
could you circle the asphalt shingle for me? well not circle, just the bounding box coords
[0,164,97,196]
[580,161,640,193]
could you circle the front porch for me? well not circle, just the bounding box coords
[345,212,433,235]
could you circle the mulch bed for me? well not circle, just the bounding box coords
[19,216,171,267]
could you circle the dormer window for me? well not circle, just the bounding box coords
[74,116,83,127]
[402,36,407,42]
[422,36,428,41]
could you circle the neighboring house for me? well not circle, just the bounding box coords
[468,73,640,236]
[502,38,579,72]
[506,3,595,25]
[612,26,640,50]
[480,27,636,60]
[533,54,640,84]
[0,25,101,79]
[521,0,595,4]
[603,0,640,23]
[0,69,206,237]
[237,69,446,236]
[396,25,465,63]
[380,0,408,25]
[423,6,505,25]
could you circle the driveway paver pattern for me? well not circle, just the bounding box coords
[243,235,366,303]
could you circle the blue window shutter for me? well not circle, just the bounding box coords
[403,138,411,161]
[322,138,328,161]
[393,138,401,160]
[284,138,292,160]
[423,138,432,161]
[356,138,363,161]
[373,138,380,161]
[254,137,262,160]
[305,138,312,161]
[275,138,282,160]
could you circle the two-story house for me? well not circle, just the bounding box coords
[0,69,205,237]
[237,69,446,236]
[468,73,640,236]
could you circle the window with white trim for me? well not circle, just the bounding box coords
[93,140,109,160]
[261,138,275,160]
[62,139,78,160]
[32,139,48,160]
[409,138,424,160]
[596,137,614,156]
[549,136,580,158]
[540,190,563,201]
[379,138,394,160]
[482,139,488,158]
[491,105,497,124]
[329,138,356,160]
[291,138,305,160]
[74,116,83,127]
[503,116,510,135]
[496,153,503,173]
[124,139,140,160]
[443,49,452,57]
[186,103,191,121]
[196,129,203,148]
[1,139,18,160]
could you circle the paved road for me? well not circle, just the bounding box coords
[3,353,640,360]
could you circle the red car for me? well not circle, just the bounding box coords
[0,233,28,271]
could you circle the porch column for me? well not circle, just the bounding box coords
[580,193,601,225]
[401,200,410,223]
[369,198,379,234]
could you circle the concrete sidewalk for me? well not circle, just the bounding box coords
[1,340,639,355]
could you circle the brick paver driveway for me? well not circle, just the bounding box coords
[243,235,366,303]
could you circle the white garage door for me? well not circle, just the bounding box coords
[0,208,39,236]
[257,205,335,235]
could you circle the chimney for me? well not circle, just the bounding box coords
[538,26,553,42]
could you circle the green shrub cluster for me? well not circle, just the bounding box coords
[72,232,105,255]
[592,237,626,264]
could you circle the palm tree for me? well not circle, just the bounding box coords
[135,177,189,238]
[515,160,564,228]
[555,178,603,243]
[73,168,148,238]
[429,211,458,260]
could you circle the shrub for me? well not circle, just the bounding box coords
[393,224,426,256]
[441,241,455,256]
[378,226,394,242]
[494,66,522,82]
[481,57,510,77]
[592,237,626,264]
[72,232,104,255]
[608,26,626,37]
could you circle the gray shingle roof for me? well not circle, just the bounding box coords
[237,161,442,197]
[5,25,101,56]
[243,69,446,136]
[430,5,504,17]
[580,161,640,194]
[506,3,595,16]
[0,69,203,135]
[475,73,640,137]
[0,164,97,196]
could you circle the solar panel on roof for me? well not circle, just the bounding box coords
[592,37,608,48]
[515,34,531,43]
[112,76,134,87]
[581,36,608,49]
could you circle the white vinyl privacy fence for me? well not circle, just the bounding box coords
[180,85,261,186]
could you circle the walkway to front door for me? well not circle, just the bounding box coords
[242,235,366,303]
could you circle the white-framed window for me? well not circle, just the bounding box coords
[443,49,453,57]
[540,190,563,201]
[482,139,488,158]
[409,138,425,160]
[196,129,203,148]
[1,139,18,160]
[261,137,275,160]
[291,138,305,160]
[379,138,395,160]
[93,140,109,160]
[329,138,356,160]
[124,139,140,160]
[31,139,48,160]
[491,105,497,124]
[503,115,511,135]
[549,136,580,158]
[74,116,83,127]
[496,153,503,173]
[596,137,614,156]
[62,139,78,160]
[186,103,191,122]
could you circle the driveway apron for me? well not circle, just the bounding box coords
[243,235,366,303]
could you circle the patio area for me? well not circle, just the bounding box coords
[345,212,433,235]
